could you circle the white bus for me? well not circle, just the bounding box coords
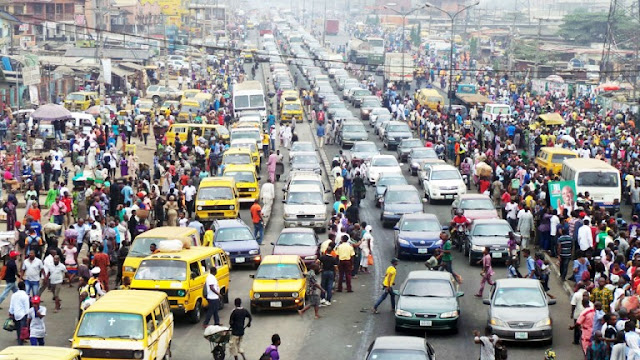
[232,80,267,120]
[561,158,621,213]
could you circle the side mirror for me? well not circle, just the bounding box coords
[257,177,261,181]
[548,299,557,305]
[282,199,286,203]
[422,198,428,203]
[249,274,255,278]
[270,242,275,245]
[282,188,286,192]
[456,291,464,297]
[442,226,450,231]
[393,290,400,296]
[482,299,491,305]
[393,226,399,231]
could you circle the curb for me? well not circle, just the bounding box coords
[303,112,335,188]
[542,252,574,297]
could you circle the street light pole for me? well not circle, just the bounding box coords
[426,1,479,113]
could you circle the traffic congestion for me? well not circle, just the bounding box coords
[0,2,637,360]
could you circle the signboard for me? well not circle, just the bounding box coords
[21,54,40,86]
[548,180,577,213]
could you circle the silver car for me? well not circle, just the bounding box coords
[483,278,555,343]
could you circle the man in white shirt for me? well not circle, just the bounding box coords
[9,281,30,345]
[21,251,44,297]
[45,255,67,312]
[549,210,560,256]
[577,218,593,252]
[183,181,197,218]
[203,267,221,328]
[504,199,519,230]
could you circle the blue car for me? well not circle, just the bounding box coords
[394,213,445,259]
[211,219,261,268]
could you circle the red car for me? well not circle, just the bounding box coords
[450,194,499,222]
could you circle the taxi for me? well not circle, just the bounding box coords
[222,147,256,170]
[196,177,240,221]
[182,89,202,100]
[229,139,261,169]
[135,99,154,114]
[130,245,231,323]
[530,112,565,130]
[223,164,260,203]
[249,255,308,313]
[64,91,100,111]
[280,96,303,123]
[177,100,202,122]
[535,147,578,174]
[0,346,81,360]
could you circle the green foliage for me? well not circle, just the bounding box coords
[558,10,639,47]
[469,37,477,56]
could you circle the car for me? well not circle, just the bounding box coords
[340,79,359,93]
[365,336,435,360]
[249,255,308,313]
[417,159,446,185]
[282,183,328,231]
[337,121,368,148]
[422,164,466,203]
[348,141,380,167]
[396,138,423,162]
[368,107,391,126]
[408,148,439,176]
[393,213,444,259]
[484,278,555,343]
[284,171,327,196]
[289,141,315,160]
[350,88,371,107]
[394,271,463,332]
[367,155,402,185]
[146,85,183,104]
[329,108,351,121]
[382,121,413,150]
[272,228,320,266]
[210,219,261,268]
[466,219,519,265]
[380,185,423,227]
[374,173,408,206]
[360,97,382,120]
[290,152,322,174]
[451,194,499,221]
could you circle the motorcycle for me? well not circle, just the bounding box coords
[451,224,468,252]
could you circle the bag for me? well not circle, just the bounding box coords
[19,326,29,340]
[495,342,508,360]
[3,318,15,332]
[259,349,276,360]
[202,282,208,299]
[367,254,374,266]
[0,265,6,281]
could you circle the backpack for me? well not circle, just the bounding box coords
[259,348,276,360]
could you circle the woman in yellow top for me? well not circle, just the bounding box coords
[371,258,399,314]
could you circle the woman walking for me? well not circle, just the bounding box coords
[475,247,495,297]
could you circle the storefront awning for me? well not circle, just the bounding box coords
[111,66,134,78]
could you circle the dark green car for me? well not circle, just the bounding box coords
[394,270,463,332]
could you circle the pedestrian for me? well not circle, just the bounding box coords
[250,199,264,245]
[0,251,19,306]
[26,295,46,346]
[45,255,67,312]
[228,298,252,360]
[298,264,325,319]
[8,281,29,345]
[267,151,277,183]
[371,258,399,314]
[21,250,44,297]
[91,247,110,292]
[317,122,325,148]
[259,334,280,360]
[473,327,499,360]
[557,228,573,281]
[203,267,221,328]
[475,247,495,297]
[440,232,462,283]
[318,243,338,306]
[335,234,354,293]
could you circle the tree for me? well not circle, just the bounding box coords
[558,10,638,47]
[469,37,478,57]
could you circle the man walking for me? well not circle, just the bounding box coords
[0,251,19,306]
[372,258,399,314]
[335,235,354,293]
[21,250,44,297]
[475,247,495,297]
[250,199,264,245]
[46,255,67,312]
[557,228,573,281]
[8,281,29,345]
[203,267,222,328]
[318,244,338,306]
[440,232,462,283]
[228,298,252,360]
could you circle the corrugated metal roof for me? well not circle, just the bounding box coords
[64,48,152,60]
[119,62,145,71]
[111,66,135,78]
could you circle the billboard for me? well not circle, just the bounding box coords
[548,180,577,214]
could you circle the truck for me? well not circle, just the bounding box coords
[383,53,413,83]
[348,38,384,70]
[325,19,339,35]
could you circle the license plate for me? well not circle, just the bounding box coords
[492,252,503,258]
[515,332,528,340]
[418,249,428,254]
[235,257,245,263]
[270,301,282,308]
[444,195,453,199]
[301,222,310,226]
[420,320,432,327]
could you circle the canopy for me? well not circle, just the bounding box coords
[31,103,72,121]
[538,112,565,126]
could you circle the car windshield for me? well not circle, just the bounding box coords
[372,157,398,167]
[224,154,252,165]
[66,93,85,101]
[402,279,454,297]
[473,223,512,236]
[343,125,366,132]
[378,177,407,187]
[77,312,143,340]
[216,227,254,242]
[386,190,420,204]
[198,187,233,200]
[231,131,260,141]
[413,149,437,158]
[291,143,314,152]
[389,125,410,132]
[129,237,167,257]
[368,350,429,360]
[402,140,422,148]
[354,90,369,96]
[363,100,380,107]
[235,95,249,108]
[287,191,324,205]
[134,259,187,281]
[460,199,495,210]
[225,171,255,183]
[255,263,302,279]
[277,232,317,246]
[431,170,461,180]
[493,287,546,307]
[551,153,577,163]
[284,103,301,111]
[401,219,440,232]
[353,143,377,152]
[292,154,318,164]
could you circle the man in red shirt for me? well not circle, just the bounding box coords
[250,199,264,245]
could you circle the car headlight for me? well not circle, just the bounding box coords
[383,211,393,215]
[440,310,459,318]
[292,292,299,298]
[535,317,552,327]
[254,293,261,299]
[177,289,186,297]
[397,238,410,245]
[249,249,259,255]
[284,212,292,218]
[471,244,485,252]
[249,188,257,192]
[395,309,412,317]
[133,350,144,359]
[490,317,507,327]
[124,266,136,273]
[435,240,443,246]
[229,205,235,210]
[225,251,230,255]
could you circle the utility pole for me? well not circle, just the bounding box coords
[533,17,548,79]
[322,0,327,45]
[94,0,106,104]
[163,14,169,87]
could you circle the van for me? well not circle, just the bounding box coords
[72,290,173,360]
[482,103,511,123]
[230,139,261,168]
[177,100,202,122]
[64,91,100,111]
[135,99,155,115]
[165,124,230,146]
[223,164,260,203]
[415,88,445,110]
[535,147,578,174]
[130,246,231,323]
[230,127,262,146]
[122,227,201,281]
[70,112,96,134]
[196,177,240,222]
[530,112,565,130]
[0,347,81,360]
[280,97,304,123]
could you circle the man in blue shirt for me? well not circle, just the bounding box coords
[317,123,326,148]
[121,180,133,207]
[523,249,537,279]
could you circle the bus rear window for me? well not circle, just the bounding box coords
[577,172,619,187]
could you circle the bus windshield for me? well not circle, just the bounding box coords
[577,171,619,187]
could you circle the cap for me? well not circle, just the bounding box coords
[91,267,101,275]
[610,274,620,284]
[391,258,399,264]
[31,296,41,304]
[340,196,347,201]
[14,221,21,228]
[9,251,18,259]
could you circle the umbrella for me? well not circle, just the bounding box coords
[31,103,72,121]
[597,82,620,92]
[476,162,492,177]
[561,134,576,145]
[545,75,564,83]
[85,105,102,116]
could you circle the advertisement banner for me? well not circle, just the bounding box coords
[102,58,111,85]
[28,85,38,105]
[548,180,577,213]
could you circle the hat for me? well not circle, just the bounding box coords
[14,221,21,228]
[340,196,347,201]
[365,225,372,232]
[91,267,101,275]
[391,258,399,264]
[9,251,18,259]
[610,274,620,284]
[31,296,41,304]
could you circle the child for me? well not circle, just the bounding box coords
[62,240,78,286]
[425,249,442,270]
[506,259,520,278]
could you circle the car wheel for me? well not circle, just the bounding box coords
[152,95,161,104]
[250,303,259,314]
[464,243,469,256]
[188,299,202,323]
[468,253,473,266]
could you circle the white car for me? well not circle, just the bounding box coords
[367,155,402,184]
[422,164,467,204]
[283,184,328,231]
